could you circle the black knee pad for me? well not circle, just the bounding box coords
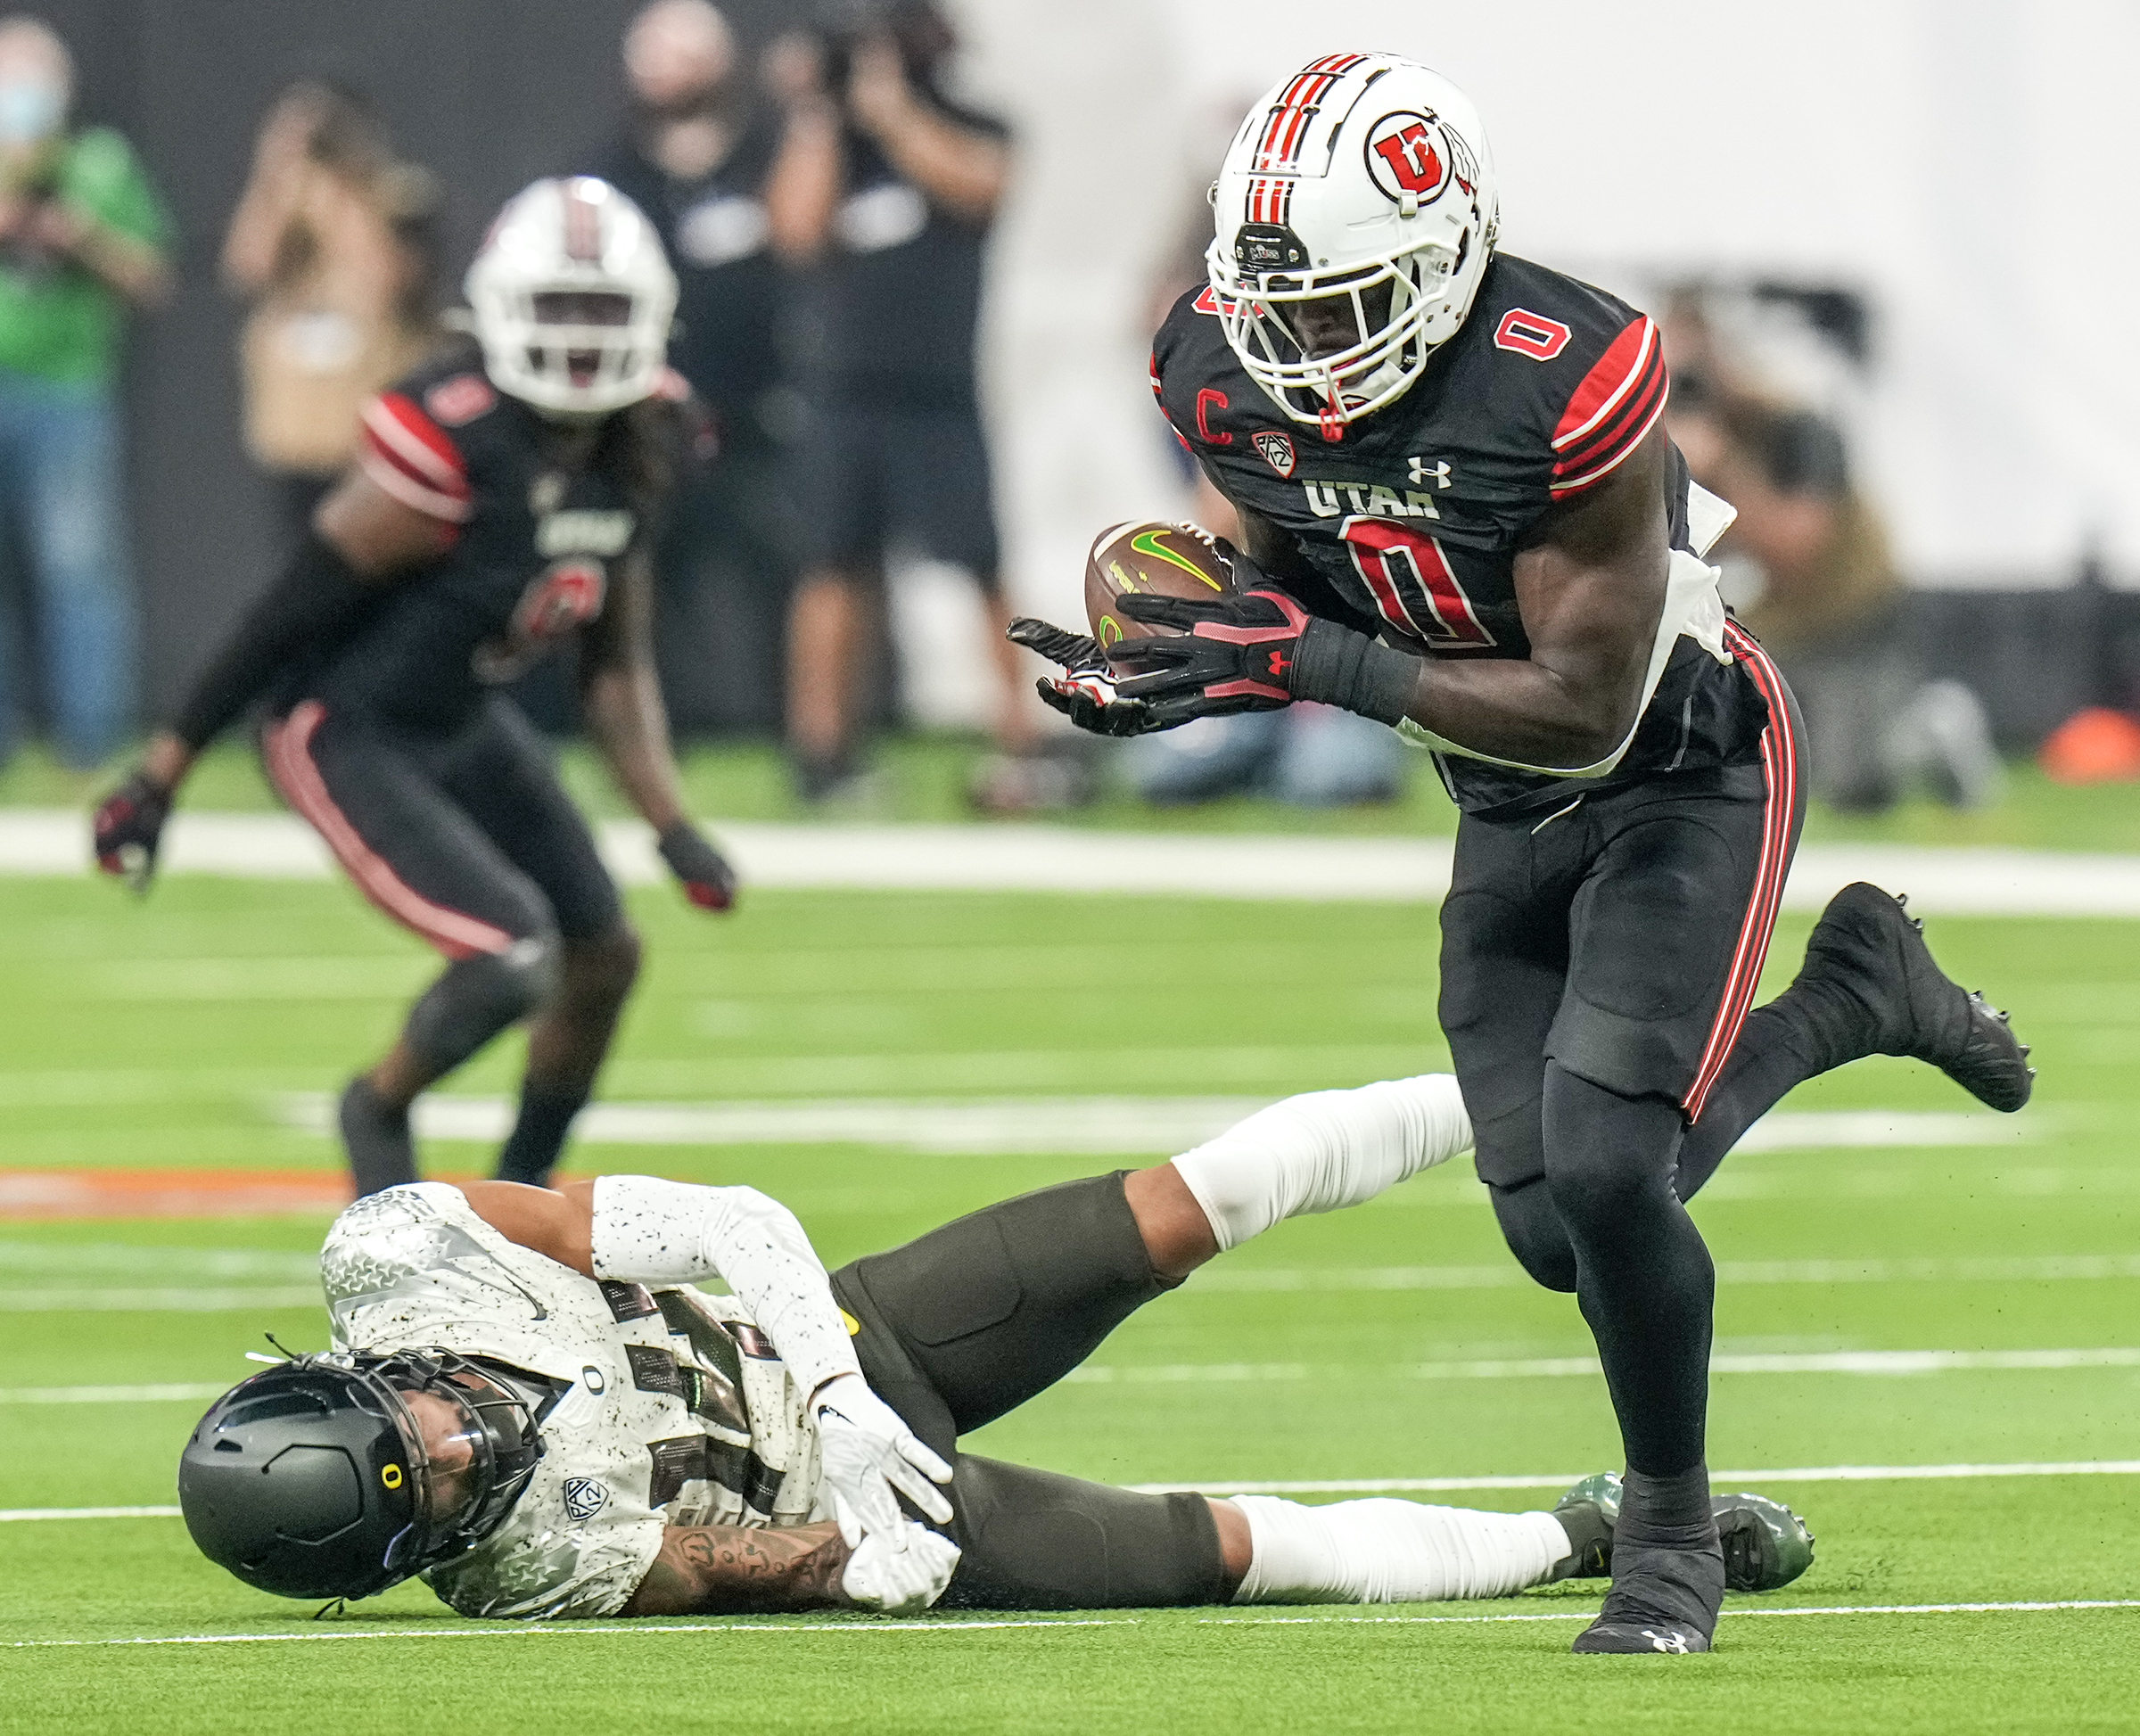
[406,931,561,1074]
[1488,1177,1578,1293]
[1541,1062,1685,1230]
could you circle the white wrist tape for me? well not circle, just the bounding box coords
[1230,1496,1568,1604]
[589,1174,861,1396]
[1171,1074,1471,1254]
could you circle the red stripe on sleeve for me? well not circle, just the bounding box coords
[1550,324,1669,497]
[358,392,473,523]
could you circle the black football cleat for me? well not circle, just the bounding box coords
[1713,1492,1815,1592]
[1797,883,2034,1112]
[1570,1541,1722,1654]
[339,1075,418,1197]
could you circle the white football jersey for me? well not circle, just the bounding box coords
[322,1183,829,1619]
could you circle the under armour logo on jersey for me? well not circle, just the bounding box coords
[1407,457,1452,490]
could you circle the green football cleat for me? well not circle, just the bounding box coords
[1553,1474,1813,1592]
[1712,1492,1815,1592]
[1549,1472,1621,1580]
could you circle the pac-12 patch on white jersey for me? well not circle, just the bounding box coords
[322,1183,828,1618]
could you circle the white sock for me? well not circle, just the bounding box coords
[1230,1496,1570,1604]
[1170,1074,1472,1253]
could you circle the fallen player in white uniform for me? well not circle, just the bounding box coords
[179,1075,1811,1618]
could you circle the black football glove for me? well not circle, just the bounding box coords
[1108,585,1318,724]
[657,821,739,912]
[92,769,173,894]
[1004,616,1170,738]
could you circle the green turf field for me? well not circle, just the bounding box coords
[4,872,2139,1732]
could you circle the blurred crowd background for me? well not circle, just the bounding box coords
[4,0,2138,813]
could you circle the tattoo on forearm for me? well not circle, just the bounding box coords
[626,1522,852,1616]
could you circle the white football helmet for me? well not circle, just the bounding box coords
[464,177,678,416]
[1206,53,1499,434]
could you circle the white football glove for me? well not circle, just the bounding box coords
[841,1518,961,1615]
[813,1372,955,1547]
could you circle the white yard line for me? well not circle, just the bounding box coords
[14,1460,2140,1526]
[263,1092,2035,1156]
[10,1600,2139,1648]
[7,810,2140,915]
[0,1288,321,1312]
[0,1383,229,1405]
[1065,1347,2140,1384]
[1198,1253,2140,1293]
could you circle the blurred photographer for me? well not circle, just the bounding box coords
[223,80,442,553]
[0,14,168,771]
[1672,377,2000,812]
[768,4,1055,807]
[583,0,795,734]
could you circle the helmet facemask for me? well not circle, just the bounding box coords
[465,177,678,418]
[1209,240,1463,433]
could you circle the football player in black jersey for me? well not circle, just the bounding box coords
[93,177,738,1198]
[1012,55,2032,1654]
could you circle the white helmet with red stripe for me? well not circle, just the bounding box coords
[464,177,678,416]
[1206,53,1498,435]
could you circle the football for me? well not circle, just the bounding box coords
[1083,520,1235,657]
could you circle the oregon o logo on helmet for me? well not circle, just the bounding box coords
[1364,112,1450,203]
[381,1464,403,1489]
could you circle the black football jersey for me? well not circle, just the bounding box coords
[282,341,705,732]
[1152,253,1766,816]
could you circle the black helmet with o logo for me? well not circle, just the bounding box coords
[177,1350,543,1600]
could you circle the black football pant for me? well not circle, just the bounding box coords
[831,1174,1230,1610]
[262,695,632,1181]
[1441,640,1806,1477]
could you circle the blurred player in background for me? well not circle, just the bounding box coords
[94,177,737,1197]
[583,1,798,734]
[1017,54,2031,1653]
[177,1074,1812,1619]
[766,3,1062,810]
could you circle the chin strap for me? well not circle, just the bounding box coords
[1319,383,1347,443]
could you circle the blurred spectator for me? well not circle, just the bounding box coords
[223,80,440,551]
[767,4,1058,808]
[1672,376,2001,811]
[0,15,167,772]
[1128,705,1407,809]
[583,0,794,735]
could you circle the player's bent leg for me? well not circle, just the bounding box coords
[499,922,642,1187]
[1486,1174,1578,1293]
[1675,884,2033,1199]
[1168,1074,1471,1257]
[835,1173,1173,1437]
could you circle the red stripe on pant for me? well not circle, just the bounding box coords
[1683,624,1801,1120]
[262,700,515,961]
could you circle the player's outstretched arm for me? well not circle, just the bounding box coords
[578,550,737,911]
[91,469,447,890]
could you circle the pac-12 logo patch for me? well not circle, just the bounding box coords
[1364,112,1450,204]
[1254,431,1297,477]
[563,1477,609,1520]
